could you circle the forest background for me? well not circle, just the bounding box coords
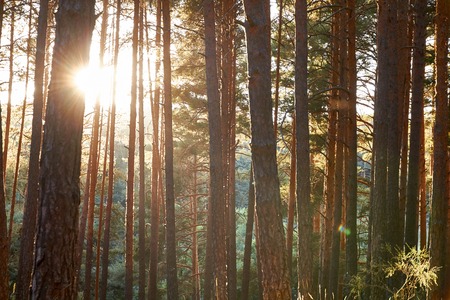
[0,0,449,299]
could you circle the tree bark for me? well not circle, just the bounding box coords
[243,1,291,298]
[162,0,179,298]
[405,0,427,250]
[203,0,227,297]
[148,0,161,297]
[241,166,255,300]
[16,0,49,297]
[30,0,95,296]
[429,0,449,298]
[295,0,313,296]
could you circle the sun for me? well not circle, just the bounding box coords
[74,65,114,108]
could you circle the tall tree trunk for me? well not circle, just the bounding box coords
[8,3,32,243]
[99,0,120,298]
[83,102,102,299]
[405,0,427,250]
[241,166,255,300]
[429,0,449,298]
[3,0,15,174]
[148,0,161,297]
[273,0,283,138]
[397,0,412,244]
[191,155,200,300]
[220,2,237,298]
[95,112,110,300]
[162,0,179,298]
[370,0,399,297]
[125,0,139,297]
[16,0,49,296]
[321,1,339,289]
[30,0,95,296]
[345,0,358,295]
[0,0,8,296]
[329,1,348,296]
[203,0,227,297]
[295,0,313,296]
[242,1,291,298]
[286,118,296,277]
[138,4,146,299]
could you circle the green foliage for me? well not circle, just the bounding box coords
[347,248,439,300]
[386,249,439,300]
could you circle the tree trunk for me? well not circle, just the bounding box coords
[405,0,427,250]
[286,118,296,277]
[3,0,15,174]
[99,0,120,298]
[125,0,139,296]
[241,166,255,300]
[138,4,146,299]
[162,0,179,298]
[148,0,161,297]
[30,0,95,296]
[16,0,49,297]
[295,0,313,296]
[203,0,227,297]
[345,0,358,295]
[370,0,399,297]
[242,1,291,298]
[429,0,449,298]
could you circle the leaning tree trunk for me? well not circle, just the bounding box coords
[242,1,291,298]
[30,0,95,296]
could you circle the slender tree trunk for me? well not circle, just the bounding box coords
[405,0,427,250]
[243,1,291,298]
[162,0,179,298]
[295,0,313,296]
[286,118,296,276]
[16,0,49,296]
[137,4,146,299]
[345,0,358,296]
[83,68,104,300]
[203,0,227,297]
[0,0,7,296]
[329,1,348,296]
[8,4,32,243]
[30,0,95,296]
[3,0,15,174]
[95,112,110,300]
[125,0,139,297]
[273,0,283,137]
[191,155,200,300]
[99,0,120,298]
[397,0,412,244]
[148,0,161,297]
[321,2,339,289]
[429,0,449,298]
[241,166,255,300]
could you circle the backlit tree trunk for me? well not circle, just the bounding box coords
[162,0,179,298]
[429,0,449,298]
[242,1,291,298]
[405,0,427,250]
[203,0,227,297]
[295,0,313,296]
[16,0,49,297]
[30,0,95,296]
